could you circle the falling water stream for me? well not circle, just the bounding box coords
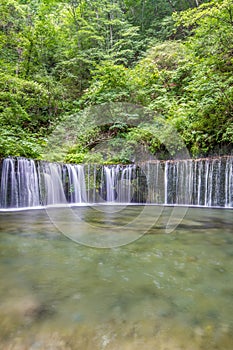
[0,156,232,208]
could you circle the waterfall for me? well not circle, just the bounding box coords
[98,165,136,203]
[0,158,40,208]
[17,158,40,207]
[38,161,66,205]
[0,158,19,208]
[143,157,233,207]
[103,166,118,202]
[0,156,232,209]
[66,164,87,203]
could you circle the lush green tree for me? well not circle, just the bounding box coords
[172,0,233,154]
[54,0,141,97]
[79,0,233,158]
[0,0,232,159]
[121,0,211,40]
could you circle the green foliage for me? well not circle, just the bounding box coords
[0,0,232,161]
[53,0,142,96]
[0,73,64,129]
[123,0,210,40]
[65,152,87,164]
[80,61,130,106]
[170,0,233,155]
[0,72,65,158]
[0,127,45,158]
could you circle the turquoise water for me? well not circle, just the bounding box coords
[0,206,232,349]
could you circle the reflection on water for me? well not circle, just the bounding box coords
[0,206,232,349]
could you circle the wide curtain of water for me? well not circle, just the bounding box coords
[0,156,232,208]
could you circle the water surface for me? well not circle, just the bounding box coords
[0,206,232,349]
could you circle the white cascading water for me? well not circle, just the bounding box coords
[0,156,232,208]
[116,164,136,203]
[164,162,168,205]
[39,161,66,205]
[17,157,40,207]
[66,164,87,203]
[0,158,41,208]
[225,157,233,207]
[85,163,98,203]
[143,156,233,207]
[0,158,19,208]
[103,166,118,202]
[97,164,137,203]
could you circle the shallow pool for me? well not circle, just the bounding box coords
[0,206,232,349]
